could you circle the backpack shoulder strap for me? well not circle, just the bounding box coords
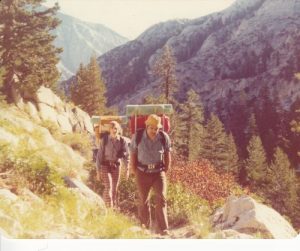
[101,132,109,148]
[135,128,144,146]
[158,130,167,149]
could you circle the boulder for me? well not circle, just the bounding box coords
[23,101,41,123]
[63,176,106,210]
[0,189,18,202]
[212,195,298,239]
[38,103,59,126]
[0,128,19,146]
[57,114,73,133]
[35,86,63,108]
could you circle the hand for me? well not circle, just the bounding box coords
[96,171,101,181]
[130,167,137,176]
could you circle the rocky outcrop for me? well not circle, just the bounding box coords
[211,195,298,239]
[17,86,93,134]
[64,176,106,210]
[98,0,300,113]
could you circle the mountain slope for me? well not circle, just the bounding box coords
[98,0,300,111]
[54,12,128,81]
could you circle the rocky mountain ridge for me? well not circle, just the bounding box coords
[54,12,128,81]
[98,0,300,112]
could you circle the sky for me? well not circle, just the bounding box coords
[44,0,236,40]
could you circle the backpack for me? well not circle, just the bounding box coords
[135,128,167,149]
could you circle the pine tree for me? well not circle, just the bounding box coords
[152,45,178,103]
[226,133,240,176]
[200,113,230,172]
[70,56,107,116]
[0,68,6,103]
[177,89,205,160]
[143,94,166,105]
[267,147,299,219]
[227,91,250,159]
[70,63,86,105]
[244,135,269,189]
[0,0,62,102]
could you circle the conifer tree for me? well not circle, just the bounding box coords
[152,45,178,103]
[200,113,230,172]
[246,113,259,138]
[143,94,166,105]
[177,89,205,160]
[70,63,86,105]
[0,0,62,102]
[267,147,299,218]
[244,135,269,190]
[226,133,240,176]
[70,56,107,116]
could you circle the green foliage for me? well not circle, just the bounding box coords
[143,94,166,105]
[0,0,62,102]
[118,175,138,216]
[200,113,239,173]
[0,67,7,104]
[226,133,240,176]
[167,183,211,230]
[177,89,205,160]
[266,147,299,224]
[0,139,63,195]
[0,187,149,238]
[59,132,92,159]
[70,56,107,116]
[39,119,60,136]
[152,45,178,103]
[244,135,269,189]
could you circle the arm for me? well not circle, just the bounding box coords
[96,140,104,180]
[164,151,171,172]
[130,152,138,175]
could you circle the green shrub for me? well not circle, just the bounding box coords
[167,183,211,229]
[118,175,138,216]
[59,132,92,159]
[39,119,60,136]
[0,139,63,195]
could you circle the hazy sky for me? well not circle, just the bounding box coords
[45,0,235,40]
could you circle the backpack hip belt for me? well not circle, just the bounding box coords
[137,162,164,173]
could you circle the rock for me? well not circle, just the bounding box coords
[19,188,44,205]
[35,86,64,108]
[0,227,12,238]
[0,189,18,202]
[0,211,22,238]
[207,229,253,239]
[57,114,73,133]
[63,176,106,210]
[23,101,41,123]
[72,107,93,133]
[0,128,19,146]
[212,195,298,239]
[99,0,300,115]
[38,103,59,126]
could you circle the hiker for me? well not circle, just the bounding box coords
[92,124,100,162]
[96,121,130,208]
[130,114,172,235]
